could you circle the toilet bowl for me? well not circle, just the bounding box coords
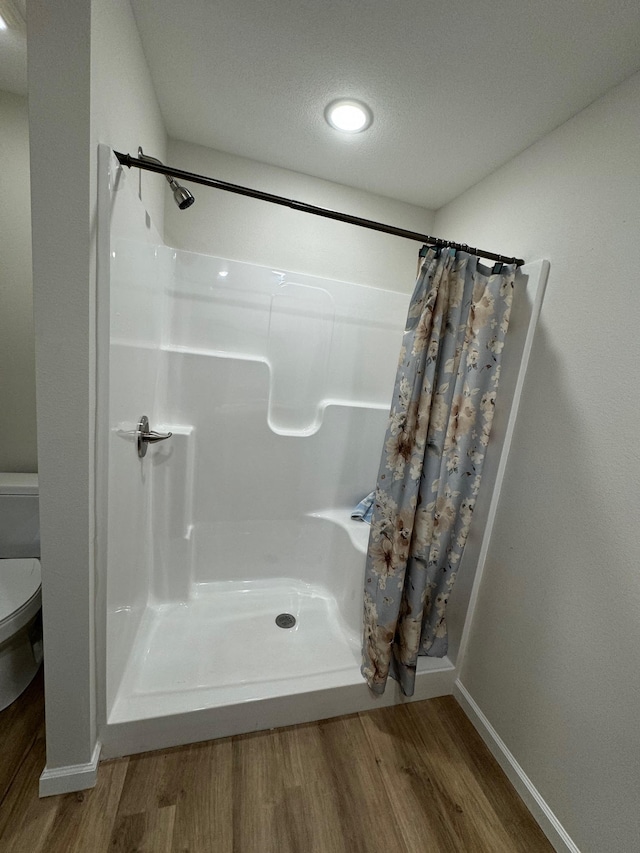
[0,559,42,711]
[0,473,42,712]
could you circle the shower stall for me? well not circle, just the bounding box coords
[96,148,548,757]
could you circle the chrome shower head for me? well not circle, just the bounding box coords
[137,147,195,210]
[168,178,195,210]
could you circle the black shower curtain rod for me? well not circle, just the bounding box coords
[114,151,525,267]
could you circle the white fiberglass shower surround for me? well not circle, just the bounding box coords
[96,147,548,758]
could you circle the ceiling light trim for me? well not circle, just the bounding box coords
[325,99,373,134]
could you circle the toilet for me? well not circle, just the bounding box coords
[0,473,42,712]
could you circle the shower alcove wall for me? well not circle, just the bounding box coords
[96,148,548,758]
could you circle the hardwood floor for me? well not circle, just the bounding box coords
[0,673,553,852]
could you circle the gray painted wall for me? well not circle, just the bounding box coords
[434,70,640,853]
[0,90,36,472]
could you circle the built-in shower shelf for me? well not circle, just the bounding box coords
[309,508,371,553]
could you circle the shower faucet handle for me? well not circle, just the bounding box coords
[136,415,172,458]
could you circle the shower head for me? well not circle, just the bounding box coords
[137,147,195,210]
[168,178,195,210]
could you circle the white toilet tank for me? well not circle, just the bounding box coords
[0,473,40,558]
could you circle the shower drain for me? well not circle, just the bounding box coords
[275,613,296,629]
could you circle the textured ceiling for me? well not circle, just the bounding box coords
[129,0,640,208]
[3,1,640,208]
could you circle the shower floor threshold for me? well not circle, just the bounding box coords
[110,578,363,723]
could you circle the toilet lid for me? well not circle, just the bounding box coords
[0,559,41,624]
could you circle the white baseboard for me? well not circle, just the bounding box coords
[454,680,580,853]
[39,740,101,797]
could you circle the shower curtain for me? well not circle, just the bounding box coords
[362,246,515,696]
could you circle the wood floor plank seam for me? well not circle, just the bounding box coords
[359,705,473,852]
[433,698,552,847]
[404,702,518,848]
[0,726,40,811]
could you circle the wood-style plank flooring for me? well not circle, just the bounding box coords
[0,671,553,852]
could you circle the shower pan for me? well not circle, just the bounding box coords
[96,147,548,758]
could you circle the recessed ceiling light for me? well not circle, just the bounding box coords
[325,99,373,133]
[0,14,7,30]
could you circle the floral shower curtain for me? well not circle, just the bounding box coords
[362,246,515,696]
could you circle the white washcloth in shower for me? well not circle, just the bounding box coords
[351,491,375,524]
